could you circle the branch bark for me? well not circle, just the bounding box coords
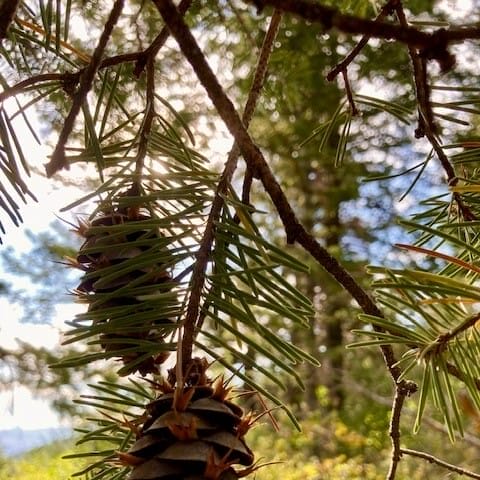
[153,0,404,384]
[45,0,125,177]
[400,448,480,479]
[174,8,283,376]
[250,0,477,71]
[386,381,417,479]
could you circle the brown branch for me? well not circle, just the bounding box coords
[0,73,73,103]
[447,362,480,390]
[134,0,193,76]
[250,0,477,70]
[422,127,476,220]
[393,5,476,220]
[341,70,358,116]
[346,375,480,448]
[238,9,283,209]
[0,0,21,40]
[158,6,284,374]
[326,0,398,81]
[133,56,156,185]
[437,312,480,346]
[254,0,476,226]
[0,2,193,105]
[153,0,404,384]
[394,3,435,138]
[45,0,125,177]
[400,448,480,479]
[241,168,254,206]
[386,381,417,480]
[177,146,239,380]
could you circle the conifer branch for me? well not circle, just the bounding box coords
[239,9,282,209]
[134,56,155,183]
[386,381,417,480]
[326,0,398,81]
[341,70,358,116]
[0,73,73,103]
[153,0,404,384]
[250,0,478,71]
[0,2,192,102]
[447,362,480,390]
[394,2,435,137]
[45,0,125,177]
[437,312,480,346]
[0,0,22,40]
[400,448,480,479]
[133,0,193,76]
[173,7,283,373]
[392,2,476,220]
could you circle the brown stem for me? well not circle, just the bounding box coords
[394,3,435,137]
[241,168,254,206]
[0,73,73,103]
[134,0,193,77]
[437,312,480,346]
[45,0,125,177]
[386,381,417,480]
[250,0,477,70]
[341,70,358,116]
[238,9,283,210]
[326,0,398,81]
[159,5,283,373]
[0,2,193,107]
[447,361,480,390]
[153,0,403,384]
[424,127,476,220]
[400,448,480,479]
[0,0,21,40]
[389,4,476,219]
[133,56,156,185]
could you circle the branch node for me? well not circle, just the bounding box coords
[420,28,456,73]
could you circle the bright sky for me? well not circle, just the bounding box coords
[0,171,95,429]
[0,110,84,430]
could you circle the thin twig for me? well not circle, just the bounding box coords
[437,312,480,345]
[153,0,403,384]
[326,0,398,81]
[134,0,193,76]
[238,9,283,208]
[394,3,435,137]
[45,0,125,177]
[391,2,475,219]
[0,2,193,103]
[0,0,21,40]
[0,73,74,103]
[386,381,417,480]
[400,448,480,479]
[250,0,477,69]
[241,168,254,206]
[153,3,283,374]
[341,70,358,116]
[447,362,480,390]
[423,125,476,220]
[134,55,156,184]
[345,375,480,448]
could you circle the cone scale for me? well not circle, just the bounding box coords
[73,192,175,375]
[124,364,255,480]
